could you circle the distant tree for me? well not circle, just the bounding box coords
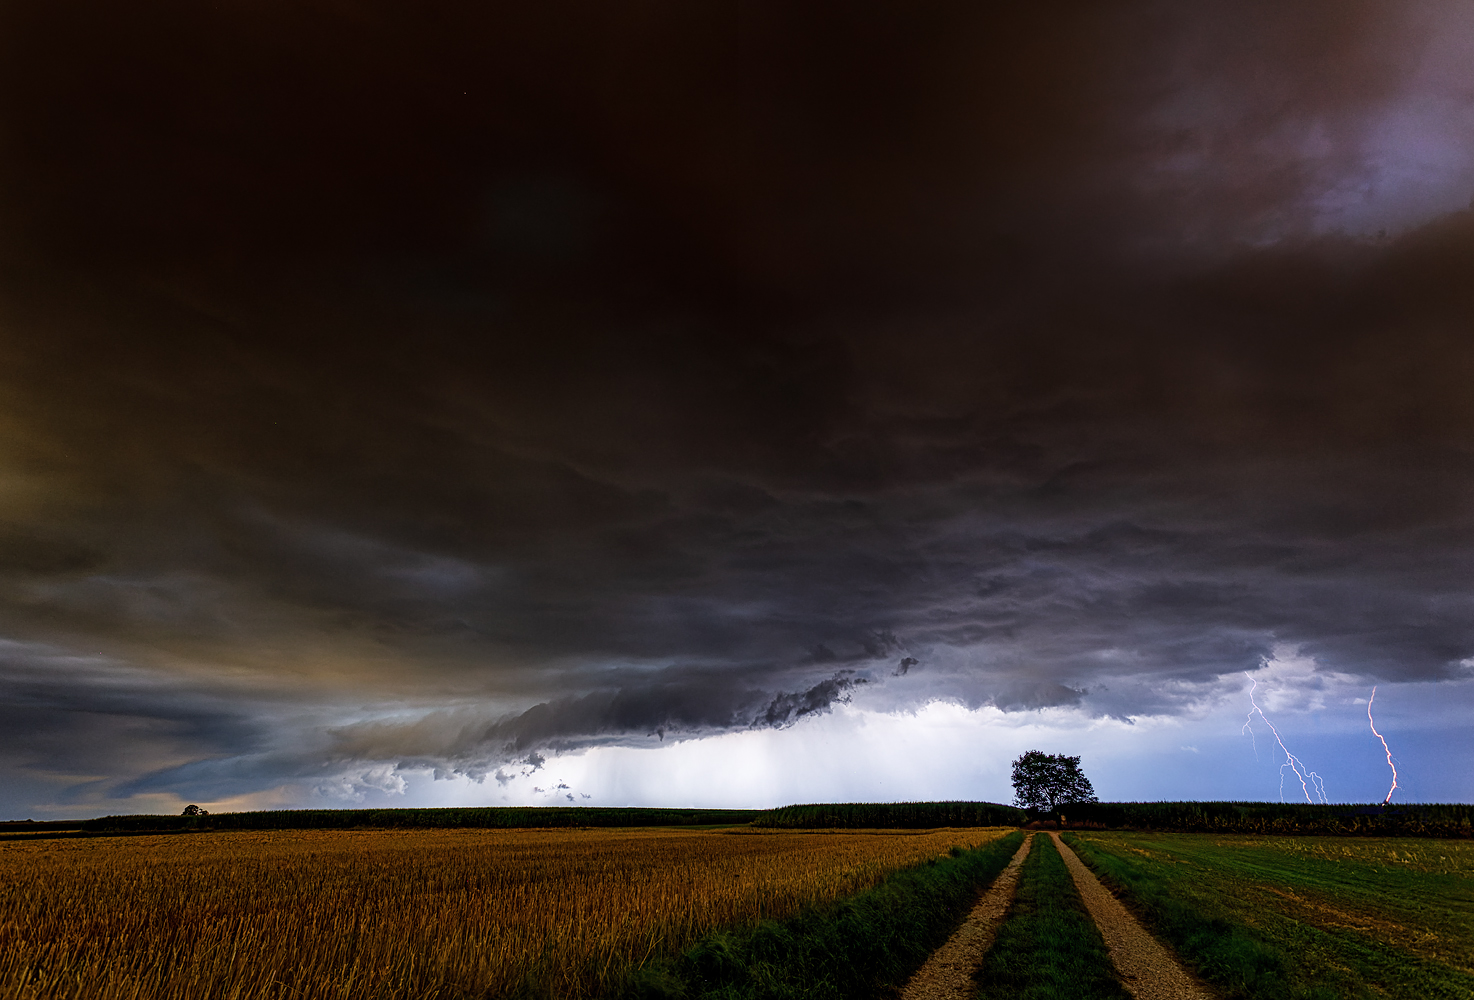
[181,804,209,817]
[1010,751,1098,812]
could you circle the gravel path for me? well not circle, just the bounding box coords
[897,833,1035,1000]
[1048,832,1216,1000]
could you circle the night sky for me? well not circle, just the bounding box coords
[3,1,1474,818]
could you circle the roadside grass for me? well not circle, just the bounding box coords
[618,831,1026,1000]
[971,833,1132,1000]
[1062,832,1474,1000]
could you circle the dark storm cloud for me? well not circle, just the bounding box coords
[2,0,1474,801]
[0,639,276,804]
[327,669,865,777]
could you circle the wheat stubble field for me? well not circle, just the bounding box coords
[0,825,1012,1000]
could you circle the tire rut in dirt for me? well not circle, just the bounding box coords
[1049,831,1217,1000]
[897,832,1035,1000]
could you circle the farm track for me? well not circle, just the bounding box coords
[1048,832,1215,1000]
[899,832,1036,1000]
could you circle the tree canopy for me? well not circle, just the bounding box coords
[1010,750,1098,811]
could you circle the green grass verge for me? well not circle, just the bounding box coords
[614,831,1026,1000]
[973,834,1132,1000]
[1061,831,1474,1000]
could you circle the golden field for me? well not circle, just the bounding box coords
[0,825,1011,1000]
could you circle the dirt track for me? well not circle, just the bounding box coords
[898,833,1035,1000]
[1048,832,1216,1000]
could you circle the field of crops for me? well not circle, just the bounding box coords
[0,825,1012,1000]
[66,806,763,834]
[1064,831,1474,999]
[756,801,1024,828]
[1055,801,1474,837]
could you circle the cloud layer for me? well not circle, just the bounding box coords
[2,0,1474,810]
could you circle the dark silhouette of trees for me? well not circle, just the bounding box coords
[1010,750,1098,811]
[181,804,209,817]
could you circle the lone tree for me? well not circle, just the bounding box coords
[181,804,209,817]
[1010,750,1098,812]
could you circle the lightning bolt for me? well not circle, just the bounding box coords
[1242,672,1329,804]
[1242,683,1259,760]
[1367,686,1399,804]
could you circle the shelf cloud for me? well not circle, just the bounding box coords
[2,0,1473,811]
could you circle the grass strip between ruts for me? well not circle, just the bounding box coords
[611,830,1026,1000]
[1060,832,1474,1000]
[972,833,1133,1000]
